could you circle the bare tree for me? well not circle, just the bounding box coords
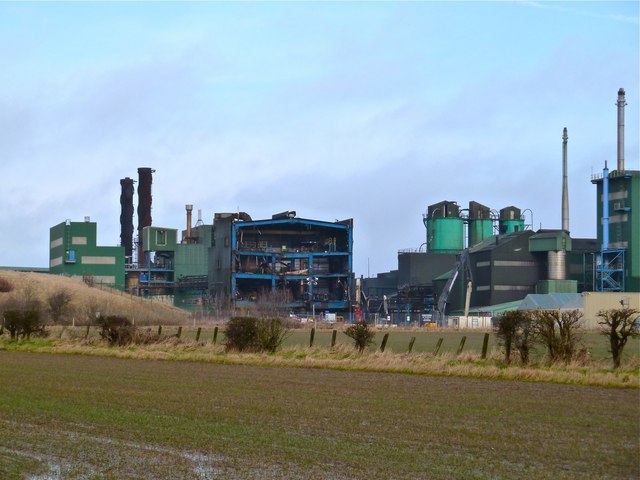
[532,309,583,363]
[47,289,72,325]
[597,308,639,369]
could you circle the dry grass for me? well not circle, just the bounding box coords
[0,270,190,326]
[3,337,638,389]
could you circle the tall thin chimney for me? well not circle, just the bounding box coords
[185,204,193,241]
[617,88,626,171]
[562,128,569,232]
[602,161,610,250]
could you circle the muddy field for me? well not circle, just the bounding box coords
[1,351,638,479]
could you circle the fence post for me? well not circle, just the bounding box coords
[196,327,202,342]
[433,338,443,356]
[176,326,182,338]
[481,332,490,359]
[408,336,416,354]
[456,336,467,356]
[309,328,315,348]
[157,325,162,336]
[85,325,90,339]
[380,333,389,352]
[213,326,219,344]
[331,329,337,348]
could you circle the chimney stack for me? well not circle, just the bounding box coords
[617,88,626,172]
[562,128,569,232]
[119,177,135,262]
[185,204,193,241]
[137,167,154,267]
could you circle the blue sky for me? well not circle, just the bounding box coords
[1,1,638,276]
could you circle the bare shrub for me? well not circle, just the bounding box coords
[0,277,13,293]
[343,321,376,353]
[532,309,583,364]
[224,316,290,353]
[257,317,290,353]
[224,316,259,352]
[598,308,640,369]
[96,315,136,346]
[3,310,46,340]
[495,310,534,364]
[47,289,72,325]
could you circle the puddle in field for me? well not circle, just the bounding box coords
[0,422,227,479]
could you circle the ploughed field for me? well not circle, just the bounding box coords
[1,351,638,479]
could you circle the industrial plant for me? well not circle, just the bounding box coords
[47,88,638,322]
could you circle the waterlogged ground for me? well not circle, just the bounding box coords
[0,351,638,479]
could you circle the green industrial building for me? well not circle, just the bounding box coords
[591,168,639,292]
[49,219,125,289]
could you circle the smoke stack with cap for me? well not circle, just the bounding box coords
[562,128,569,232]
[185,204,193,241]
[617,88,626,172]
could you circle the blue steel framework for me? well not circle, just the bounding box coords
[230,218,353,314]
[595,249,625,292]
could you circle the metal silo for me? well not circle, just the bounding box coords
[467,201,493,247]
[499,206,524,234]
[426,201,464,253]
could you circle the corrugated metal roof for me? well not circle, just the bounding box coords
[452,299,523,316]
[518,293,583,311]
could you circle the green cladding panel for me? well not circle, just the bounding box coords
[143,227,178,251]
[428,217,464,253]
[468,219,493,248]
[500,219,525,234]
[49,220,125,289]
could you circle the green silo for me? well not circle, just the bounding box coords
[499,206,524,234]
[468,201,494,247]
[426,201,464,253]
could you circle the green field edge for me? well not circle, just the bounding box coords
[1,338,638,389]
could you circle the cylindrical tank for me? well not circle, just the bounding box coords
[499,206,524,234]
[468,201,493,247]
[426,201,464,253]
[548,250,567,280]
[468,219,493,247]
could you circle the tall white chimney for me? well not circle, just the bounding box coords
[562,127,569,232]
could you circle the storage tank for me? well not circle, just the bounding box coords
[468,201,493,247]
[426,201,464,253]
[499,206,524,234]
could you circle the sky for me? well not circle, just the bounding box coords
[0,1,638,277]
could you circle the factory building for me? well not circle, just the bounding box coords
[49,218,125,289]
[209,212,354,316]
[363,88,638,326]
[590,89,639,292]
